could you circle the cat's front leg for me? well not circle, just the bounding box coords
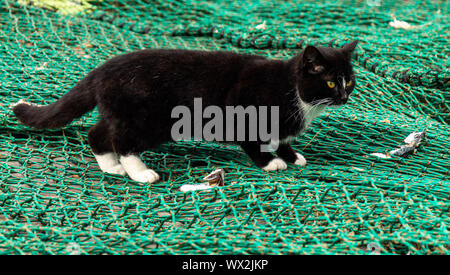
[276,143,307,166]
[119,155,160,184]
[241,142,287,171]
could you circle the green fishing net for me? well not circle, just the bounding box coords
[0,0,448,254]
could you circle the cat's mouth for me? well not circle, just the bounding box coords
[333,98,348,106]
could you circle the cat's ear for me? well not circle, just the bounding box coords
[303,46,325,74]
[342,40,358,53]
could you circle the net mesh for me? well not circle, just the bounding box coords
[0,0,448,254]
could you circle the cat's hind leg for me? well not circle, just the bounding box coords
[111,130,160,184]
[88,120,126,175]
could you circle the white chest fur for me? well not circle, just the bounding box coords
[299,101,326,131]
[268,93,327,150]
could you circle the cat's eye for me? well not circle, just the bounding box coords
[327,81,336,88]
[346,80,353,87]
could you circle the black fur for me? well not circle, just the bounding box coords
[13,41,357,168]
[12,79,95,129]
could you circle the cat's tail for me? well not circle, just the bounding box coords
[12,80,96,129]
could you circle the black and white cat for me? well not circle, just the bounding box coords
[13,41,358,184]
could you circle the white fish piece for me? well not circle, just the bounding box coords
[369,130,426,159]
[369,153,392,159]
[180,168,226,192]
[255,21,267,30]
[404,131,425,145]
[389,19,414,30]
[180,183,213,192]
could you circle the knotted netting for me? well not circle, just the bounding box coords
[0,0,448,254]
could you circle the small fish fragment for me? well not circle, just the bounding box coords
[179,183,213,192]
[369,152,392,159]
[389,19,414,30]
[388,146,415,157]
[255,21,267,30]
[179,168,225,192]
[389,131,426,157]
[403,131,426,145]
[370,130,426,159]
[203,168,225,187]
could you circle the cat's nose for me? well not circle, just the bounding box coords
[335,93,348,105]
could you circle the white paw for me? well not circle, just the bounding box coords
[263,158,287,171]
[128,169,160,184]
[294,153,307,166]
[103,164,126,176]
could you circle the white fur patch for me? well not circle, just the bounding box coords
[294,153,307,166]
[12,99,29,108]
[281,135,296,144]
[119,155,160,183]
[12,99,42,109]
[300,101,326,130]
[94,153,125,175]
[341,76,346,89]
[263,158,287,171]
[291,87,328,132]
[268,135,296,151]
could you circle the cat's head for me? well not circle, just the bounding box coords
[297,40,358,106]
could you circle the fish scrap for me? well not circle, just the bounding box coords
[370,130,426,159]
[180,168,225,192]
